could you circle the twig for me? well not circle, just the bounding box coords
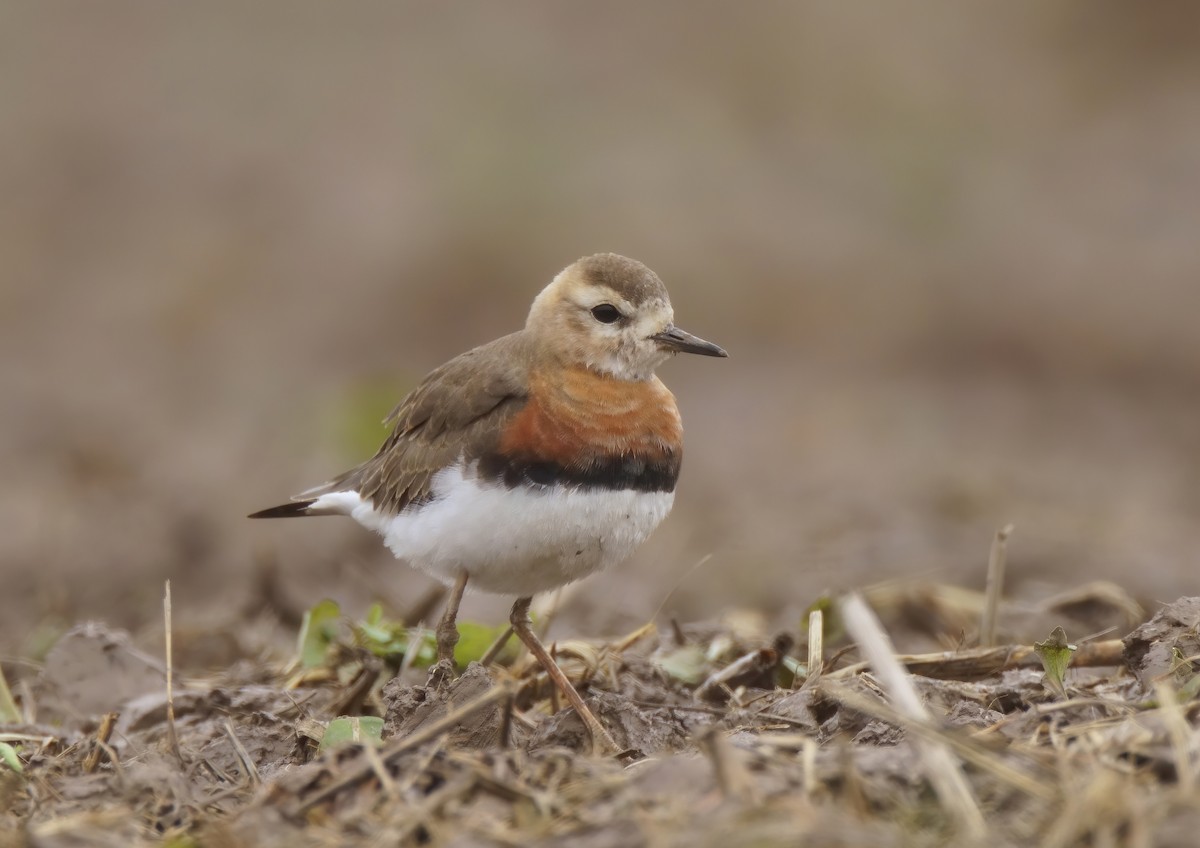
[91,740,126,786]
[223,719,260,786]
[498,690,514,749]
[819,680,1054,798]
[840,593,987,837]
[696,648,777,701]
[627,699,728,716]
[803,609,824,689]
[480,626,514,667]
[390,772,477,843]
[980,524,1014,647]
[612,620,657,654]
[327,660,381,717]
[394,738,445,797]
[82,711,119,774]
[825,638,1126,681]
[360,741,397,799]
[164,580,183,766]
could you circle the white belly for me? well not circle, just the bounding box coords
[310,463,674,596]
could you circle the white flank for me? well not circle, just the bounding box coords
[308,463,674,596]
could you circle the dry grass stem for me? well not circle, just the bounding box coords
[612,620,657,654]
[839,592,987,837]
[360,741,397,799]
[298,680,518,812]
[696,647,776,701]
[479,625,514,667]
[819,680,1054,798]
[980,523,1014,647]
[223,718,261,786]
[81,711,118,774]
[7,582,1193,845]
[163,580,183,766]
[827,638,1125,681]
[805,608,824,688]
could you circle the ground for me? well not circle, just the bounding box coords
[5,6,1200,846]
[4,579,1200,847]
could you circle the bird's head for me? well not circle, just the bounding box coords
[527,253,727,381]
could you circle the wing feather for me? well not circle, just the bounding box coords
[300,332,530,515]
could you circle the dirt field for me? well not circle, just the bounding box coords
[4,4,1200,845]
[4,581,1200,846]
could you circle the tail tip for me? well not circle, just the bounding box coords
[247,500,316,519]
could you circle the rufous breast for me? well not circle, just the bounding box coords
[480,366,683,492]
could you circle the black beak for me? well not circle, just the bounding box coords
[651,325,728,358]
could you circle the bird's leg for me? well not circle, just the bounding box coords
[509,596,620,757]
[432,570,468,690]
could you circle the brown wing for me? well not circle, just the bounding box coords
[303,332,531,514]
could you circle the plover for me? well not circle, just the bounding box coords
[251,253,726,753]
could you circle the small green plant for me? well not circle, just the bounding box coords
[653,643,709,685]
[1034,626,1077,698]
[0,665,19,724]
[453,620,518,667]
[296,599,519,675]
[318,716,384,753]
[354,603,438,667]
[0,741,22,775]
[295,599,343,669]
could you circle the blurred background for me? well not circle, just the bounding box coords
[3,2,1199,653]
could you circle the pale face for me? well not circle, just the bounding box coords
[566,283,677,380]
[527,256,727,380]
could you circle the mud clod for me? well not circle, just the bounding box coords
[1122,597,1200,689]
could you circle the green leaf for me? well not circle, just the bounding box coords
[357,620,398,648]
[654,644,709,685]
[0,741,22,775]
[454,621,515,667]
[1034,626,1077,698]
[352,609,516,669]
[0,665,19,724]
[296,599,342,669]
[318,716,384,752]
[353,607,432,665]
[779,655,808,689]
[804,595,842,645]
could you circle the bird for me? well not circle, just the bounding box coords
[250,253,726,754]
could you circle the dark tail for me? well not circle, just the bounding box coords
[248,499,319,519]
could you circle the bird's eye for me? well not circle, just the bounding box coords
[591,304,622,324]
